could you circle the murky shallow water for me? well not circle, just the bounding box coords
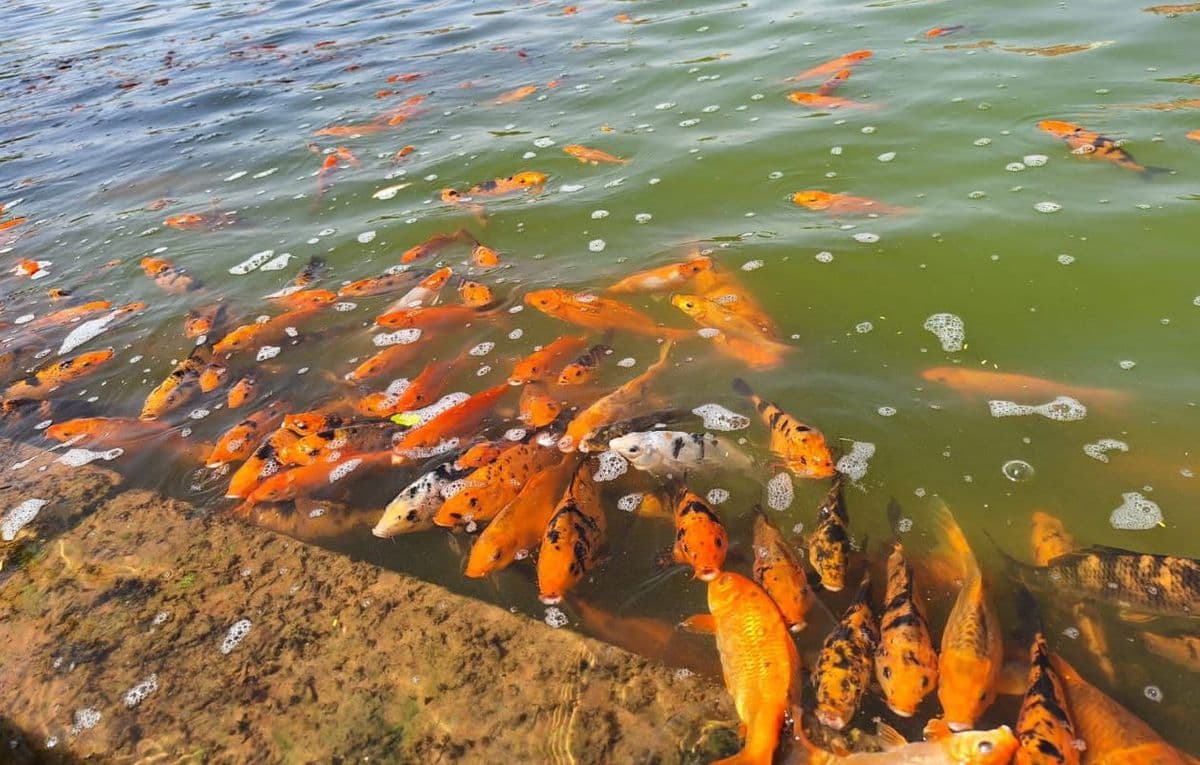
[2,0,1199,757]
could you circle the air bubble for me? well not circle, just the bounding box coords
[373,329,422,347]
[707,488,730,505]
[588,239,606,252]
[766,472,793,511]
[853,232,880,243]
[815,251,834,263]
[591,210,609,219]
[877,406,896,417]
[256,346,281,361]
[1109,491,1163,530]
[1034,201,1061,213]
[69,708,101,736]
[692,403,750,431]
[1002,459,1035,482]
[1144,686,1163,703]
[634,213,652,224]
[923,313,965,352]
[741,260,764,271]
[544,607,568,628]
[1024,154,1048,167]
[1006,162,1026,172]
[469,342,495,357]
[836,441,876,481]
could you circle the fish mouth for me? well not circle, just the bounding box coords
[371,525,391,538]
[822,584,844,593]
[886,704,915,718]
[815,710,846,730]
[696,568,720,582]
[539,593,563,605]
[946,721,972,732]
[788,623,806,634]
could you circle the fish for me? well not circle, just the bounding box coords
[606,256,714,294]
[693,271,779,339]
[732,377,836,479]
[1189,129,1200,141]
[441,172,547,203]
[140,256,198,293]
[935,503,1003,731]
[788,92,877,110]
[808,476,850,592]
[433,442,559,527]
[20,300,111,333]
[358,355,457,418]
[14,259,47,278]
[519,381,561,427]
[4,348,115,399]
[798,721,1018,764]
[672,489,728,582]
[920,366,1127,407]
[280,423,396,467]
[926,25,965,38]
[1052,654,1199,765]
[608,430,750,474]
[1145,3,1200,13]
[686,571,801,765]
[1004,42,1113,57]
[213,307,329,356]
[707,331,788,370]
[375,305,479,330]
[314,123,387,137]
[381,266,453,312]
[400,229,471,264]
[58,301,145,356]
[271,289,338,312]
[225,430,299,499]
[525,289,693,340]
[562,144,628,165]
[1037,120,1167,174]
[0,217,27,232]
[240,451,392,508]
[875,501,938,717]
[454,440,515,470]
[207,404,285,467]
[393,145,416,162]
[140,348,209,419]
[1141,630,1200,672]
[570,597,717,676]
[184,304,225,339]
[282,409,346,436]
[578,410,687,446]
[791,191,910,216]
[509,335,590,385]
[227,375,258,409]
[373,462,466,537]
[466,455,578,578]
[813,571,877,731]
[198,361,227,393]
[345,342,424,385]
[671,293,783,342]
[564,341,674,451]
[457,279,494,308]
[556,343,609,385]
[163,213,207,229]
[817,68,853,96]
[470,241,502,268]
[44,416,169,445]
[788,50,872,82]
[537,465,605,604]
[1013,589,1080,765]
[752,508,816,632]
[1030,510,1077,567]
[494,85,538,104]
[338,272,415,298]
[393,383,510,461]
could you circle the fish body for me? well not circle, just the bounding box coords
[526,289,692,340]
[242,451,391,506]
[373,462,465,537]
[338,272,414,298]
[314,123,387,137]
[709,332,787,370]
[433,443,558,528]
[705,571,801,765]
[608,430,750,473]
[1031,510,1077,566]
[400,229,470,264]
[921,366,1127,407]
[207,405,285,467]
[44,416,167,444]
[184,304,225,339]
[467,455,578,578]
[814,572,878,730]
[509,335,589,384]
[1141,630,1200,672]
[519,381,561,426]
[788,92,876,110]
[752,510,815,632]
[140,349,208,419]
[140,256,198,293]
[281,424,395,467]
[393,383,509,460]
[817,68,853,95]
[494,85,537,104]
[563,144,628,165]
[564,341,673,451]
[226,430,299,499]
[537,466,604,603]
[346,342,423,385]
[789,50,872,81]
[375,304,478,330]
[382,266,453,312]
[454,440,515,470]
[672,490,728,581]
[606,256,713,294]
[359,356,456,418]
[22,300,111,333]
[792,190,909,216]
[5,348,115,399]
[457,279,493,308]
[198,361,227,393]
[926,25,965,37]
[732,377,836,479]
[557,343,609,385]
[471,242,501,268]
[802,724,1018,764]
[876,540,938,717]
[1038,120,1161,174]
[1015,633,1079,765]
[441,172,547,203]
[227,375,258,409]
[671,293,780,342]
[808,476,850,591]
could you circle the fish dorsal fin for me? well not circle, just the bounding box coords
[874,721,908,751]
[1077,543,1140,558]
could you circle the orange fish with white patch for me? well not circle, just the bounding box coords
[788,50,872,82]
[1038,119,1167,174]
[441,171,547,203]
[393,383,510,462]
[433,442,559,527]
[671,293,783,344]
[752,508,815,632]
[788,92,877,110]
[792,190,910,216]
[606,256,714,294]
[921,365,1128,408]
[226,429,299,499]
[563,144,628,165]
[509,335,589,385]
[672,489,728,582]
[813,571,877,730]
[357,355,457,418]
[140,256,198,293]
[5,348,115,399]
[732,377,836,479]
[207,404,285,467]
[564,341,673,451]
[537,465,605,604]
[525,289,692,340]
[381,266,453,312]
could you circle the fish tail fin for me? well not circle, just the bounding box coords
[931,500,978,581]
[1012,583,1045,643]
[1140,165,1173,180]
[731,377,753,398]
[885,496,903,538]
[852,568,872,606]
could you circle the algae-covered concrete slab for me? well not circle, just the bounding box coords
[0,440,734,764]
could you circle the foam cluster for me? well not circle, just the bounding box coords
[988,396,1087,422]
[923,312,965,352]
[69,708,101,736]
[617,493,644,512]
[220,619,252,655]
[593,450,629,482]
[57,448,124,467]
[327,457,364,484]
[123,674,159,708]
[372,329,422,347]
[544,607,568,628]
[836,441,876,482]
[706,488,730,505]
[1109,491,1163,531]
[692,403,751,431]
[1084,438,1128,463]
[2,498,49,541]
[766,472,793,511]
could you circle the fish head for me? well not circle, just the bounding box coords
[457,280,493,307]
[677,497,728,581]
[374,476,438,538]
[283,412,327,434]
[45,418,96,442]
[524,289,563,313]
[680,256,713,278]
[557,362,588,385]
[140,257,169,275]
[936,650,997,731]
[471,244,500,267]
[791,190,833,210]
[1030,510,1074,566]
[607,433,655,466]
[74,348,117,369]
[876,645,938,718]
[706,570,752,613]
[940,726,1018,764]
[510,171,548,188]
[814,706,851,731]
[420,267,453,290]
[1037,120,1079,137]
[465,534,513,578]
[669,294,707,319]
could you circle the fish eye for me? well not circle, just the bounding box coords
[977,741,993,755]
[627,445,639,453]
[881,666,891,679]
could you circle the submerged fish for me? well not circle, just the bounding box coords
[672,489,728,582]
[563,144,628,165]
[140,349,209,419]
[921,366,1127,407]
[5,348,115,399]
[813,572,877,730]
[565,341,674,452]
[788,92,877,110]
[606,256,714,294]
[733,377,836,479]
[608,430,750,474]
[525,289,693,340]
[788,50,872,82]
[400,229,471,264]
[1141,630,1200,672]
[798,722,1018,764]
[537,464,605,604]
[752,508,816,632]
[441,171,547,203]
[140,256,198,294]
[1038,119,1166,174]
[509,335,590,385]
[792,190,910,216]
[1013,590,1080,765]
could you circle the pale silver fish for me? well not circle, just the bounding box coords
[373,463,462,537]
[608,431,750,473]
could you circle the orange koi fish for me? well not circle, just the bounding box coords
[519,381,561,427]
[1052,654,1199,765]
[0,217,27,232]
[705,332,786,370]
[382,266,454,312]
[400,229,471,264]
[799,722,1017,764]
[671,293,783,344]
[14,259,46,277]
[346,342,424,385]
[1038,120,1166,174]
[921,365,1128,407]
[926,25,965,38]
[509,335,589,385]
[227,375,258,409]
[393,145,416,162]
[792,190,910,216]
[198,361,227,393]
[282,409,345,436]
[184,304,225,339]
[525,289,692,340]
[433,442,558,527]
[672,489,728,582]
[564,341,673,451]
[241,451,392,508]
[271,288,337,311]
[732,377,836,479]
[606,256,714,294]
[683,572,801,765]
[207,404,285,467]
[788,50,872,82]
[338,272,414,298]
[314,123,387,137]
[876,501,938,717]
[563,144,628,165]
[441,171,547,203]
[44,416,168,444]
[375,304,478,330]
[814,572,878,730]
[46,288,71,300]
[697,272,779,341]
[470,241,501,268]
[280,423,395,467]
[465,455,578,578]
[752,508,816,632]
[454,440,515,471]
[808,475,850,592]
[935,502,1003,731]
[556,344,609,385]
[164,212,233,230]
[393,383,510,461]
[140,256,198,293]
[788,92,877,110]
[357,356,457,418]
[493,85,538,104]
[23,300,112,332]
[1013,591,1079,765]
[5,348,115,399]
[457,279,494,308]
[571,597,717,677]
[1188,129,1200,141]
[1141,630,1200,672]
[817,68,853,96]
[537,466,605,604]
[226,429,299,499]
[140,348,208,419]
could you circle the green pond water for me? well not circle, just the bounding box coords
[2,0,1199,756]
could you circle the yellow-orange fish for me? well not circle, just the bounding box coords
[564,341,673,451]
[563,144,628,165]
[5,348,115,399]
[537,465,605,604]
[792,190,910,216]
[672,489,728,582]
[733,377,836,479]
[752,508,815,632]
[606,256,714,294]
[788,50,872,82]
[525,289,692,340]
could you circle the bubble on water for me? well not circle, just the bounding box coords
[989,396,1087,421]
[15,313,34,325]
[618,493,644,513]
[2,498,49,541]
[58,448,123,467]
[59,309,129,355]
[260,252,292,272]
[877,152,896,162]
[333,302,357,312]
[836,441,876,481]
[533,136,556,148]
[403,392,470,427]
[768,171,784,179]
[220,619,252,654]
[591,209,609,219]
[655,101,676,110]
[968,190,988,200]
[1063,626,1080,640]
[741,259,764,272]
[706,488,730,505]
[1109,491,1163,530]
[697,327,721,340]
[560,184,584,193]
[1002,459,1036,482]
[508,328,524,340]
[853,232,880,243]
[815,251,834,263]
[225,171,247,182]
[1118,360,1136,370]
[1144,685,1163,703]
[855,322,873,334]
[923,313,965,352]
[372,329,422,347]
[229,249,274,275]
[123,674,158,708]
[1084,438,1128,463]
[692,403,750,431]
[877,406,897,417]
[1024,154,1048,167]
[1057,254,1075,265]
[896,517,914,533]
[356,230,377,244]
[766,472,793,511]
[469,342,495,357]
[256,346,281,362]
[861,126,876,134]
[504,428,527,442]
[1034,201,1061,213]
[617,357,636,368]
[973,138,992,147]
[679,118,700,127]
[152,611,170,626]
[1006,162,1026,172]
[69,707,101,735]
[544,607,568,628]
[188,408,210,420]
[593,450,629,482]
[830,146,843,156]
[328,457,364,484]
[588,239,606,252]
[634,213,653,224]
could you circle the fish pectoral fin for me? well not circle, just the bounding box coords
[679,614,716,635]
[873,721,908,751]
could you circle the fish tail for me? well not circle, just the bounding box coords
[1140,164,1173,180]
[852,569,871,606]
[931,500,978,582]
[731,377,754,398]
[885,496,902,538]
[1012,583,1045,642]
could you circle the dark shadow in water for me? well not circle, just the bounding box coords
[0,715,85,765]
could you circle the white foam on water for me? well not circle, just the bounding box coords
[225,171,247,181]
[836,441,876,482]
[404,392,470,427]
[469,342,495,357]
[692,403,750,431]
[588,239,606,252]
[256,346,281,362]
[741,259,764,271]
[334,302,357,312]
[357,230,377,244]
[1084,438,1129,463]
[220,619,252,654]
[229,249,274,275]
[373,329,422,347]
[2,498,49,541]
[504,428,527,441]
[59,311,121,355]
[328,458,364,483]
[923,312,965,352]
[57,448,123,467]
[766,472,793,511]
[593,450,629,482]
[252,167,278,179]
[617,493,644,512]
[544,607,568,628]
[1034,201,1062,213]
[373,183,410,200]
[123,674,158,708]
[617,357,636,368]
[1109,491,1163,530]
[706,488,730,505]
[259,252,292,271]
[853,232,880,243]
[69,708,101,736]
[1024,154,1048,167]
